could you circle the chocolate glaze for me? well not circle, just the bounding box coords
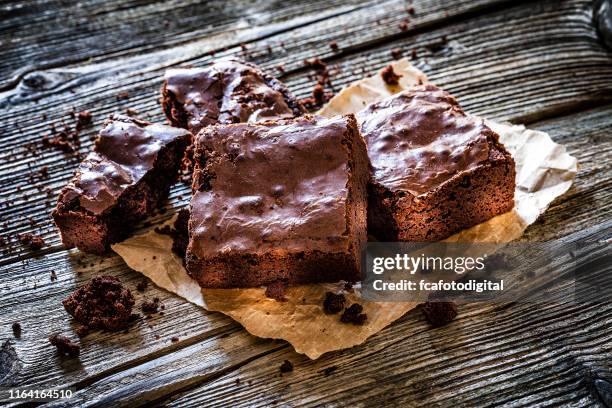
[356,84,492,196]
[59,115,191,215]
[163,59,304,133]
[189,115,358,258]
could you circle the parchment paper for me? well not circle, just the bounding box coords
[112,59,577,359]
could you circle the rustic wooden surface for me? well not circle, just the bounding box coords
[0,0,611,406]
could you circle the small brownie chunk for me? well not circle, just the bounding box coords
[323,292,346,314]
[62,276,135,332]
[356,84,515,242]
[162,58,304,134]
[52,115,191,254]
[49,334,80,358]
[186,115,370,288]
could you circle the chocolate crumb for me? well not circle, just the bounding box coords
[391,48,403,60]
[407,6,415,15]
[411,48,418,59]
[329,41,339,51]
[312,84,326,105]
[18,233,45,250]
[265,281,287,301]
[50,270,57,282]
[76,111,92,130]
[422,301,458,327]
[49,334,80,358]
[399,19,409,31]
[171,336,179,343]
[381,65,402,85]
[136,279,149,292]
[141,298,160,314]
[116,91,129,100]
[323,366,337,376]
[75,325,90,337]
[340,303,367,325]
[62,276,135,332]
[323,292,346,314]
[279,360,293,373]
[12,322,21,338]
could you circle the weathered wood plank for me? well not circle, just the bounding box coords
[158,223,612,407]
[1,0,610,263]
[0,0,371,90]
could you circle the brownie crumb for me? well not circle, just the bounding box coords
[399,19,409,31]
[172,209,190,259]
[49,334,80,358]
[381,65,402,86]
[422,301,458,327]
[323,366,337,376]
[329,41,339,51]
[116,91,129,100]
[407,6,415,15]
[391,48,403,60]
[18,233,45,250]
[62,276,135,332]
[136,279,149,292]
[312,84,326,105]
[12,322,21,338]
[340,304,367,325]
[265,281,287,302]
[50,270,57,282]
[323,292,346,314]
[411,48,418,59]
[75,325,90,337]
[141,298,160,314]
[279,360,293,373]
[171,336,179,343]
[76,111,92,130]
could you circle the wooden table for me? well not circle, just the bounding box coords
[1,0,611,406]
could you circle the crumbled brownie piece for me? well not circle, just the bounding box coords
[52,115,191,254]
[381,65,402,86]
[329,41,339,51]
[12,322,21,338]
[407,6,415,15]
[265,281,287,301]
[391,48,403,60]
[18,233,45,250]
[411,48,418,59]
[340,304,367,325]
[141,298,160,314]
[76,111,92,130]
[50,270,57,281]
[62,276,135,331]
[279,360,293,373]
[304,57,327,71]
[49,334,80,358]
[136,278,149,292]
[399,19,409,31]
[312,83,326,105]
[422,301,458,327]
[426,36,448,53]
[75,325,90,337]
[323,292,346,314]
[171,336,179,343]
[116,91,129,100]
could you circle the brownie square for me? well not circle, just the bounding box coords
[356,84,515,241]
[53,115,191,254]
[161,58,304,134]
[186,115,370,288]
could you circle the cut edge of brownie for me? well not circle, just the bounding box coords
[52,119,191,254]
[161,58,305,131]
[368,130,515,242]
[185,114,369,288]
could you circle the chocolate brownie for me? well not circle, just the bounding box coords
[186,115,370,288]
[356,84,515,241]
[162,58,305,134]
[53,115,191,254]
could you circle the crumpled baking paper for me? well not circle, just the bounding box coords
[112,59,577,359]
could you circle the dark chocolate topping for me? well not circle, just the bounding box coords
[61,115,190,215]
[189,115,354,258]
[164,59,303,133]
[356,84,492,196]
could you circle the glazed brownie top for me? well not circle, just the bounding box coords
[189,115,358,258]
[356,84,494,196]
[57,115,191,215]
[164,59,304,133]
